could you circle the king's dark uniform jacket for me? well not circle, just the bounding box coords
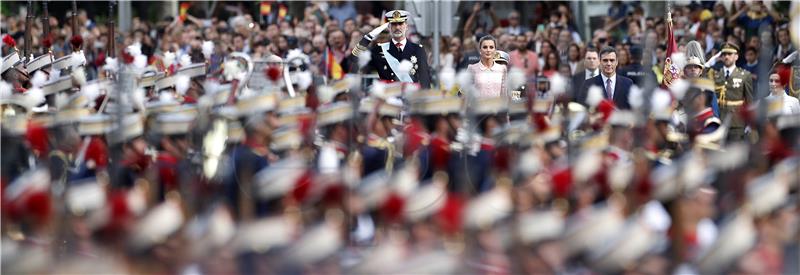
[361,41,431,89]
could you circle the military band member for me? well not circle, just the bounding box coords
[712,42,753,141]
[352,10,431,88]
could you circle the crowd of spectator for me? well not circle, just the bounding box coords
[2,1,795,88]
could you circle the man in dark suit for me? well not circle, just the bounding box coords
[352,10,431,88]
[581,46,634,109]
[571,47,599,104]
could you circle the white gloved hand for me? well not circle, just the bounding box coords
[704,51,722,68]
[367,23,390,41]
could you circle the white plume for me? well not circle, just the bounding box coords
[54,92,70,109]
[159,92,176,103]
[21,87,45,108]
[586,85,604,107]
[51,68,61,79]
[651,89,673,111]
[30,71,48,88]
[82,83,102,103]
[398,60,412,75]
[133,55,148,69]
[295,71,313,91]
[670,52,687,71]
[103,57,119,73]
[629,85,644,109]
[439,67,456,91]
[202,41,214,60]
[130,88,146,110]
[71,51,87,67]
[126,42,142,57]
[670,78,690,100]
[163,51,176,68]
[550,73,567,96]
[179,54,192,67]
[370,81,386,98]
[72,68,87,86]
[358,50,372,68]
[456,70,473,91]
[223,60,241,81]
[508,68,526,90]
[175,75,191,95]
[0,81,12,97]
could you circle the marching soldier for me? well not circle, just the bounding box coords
[712,42,753,141]
[352,10,431,88]
[359,97,402,176]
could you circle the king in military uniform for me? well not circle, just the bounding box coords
[352,10,431,88]
[712,42,753,141]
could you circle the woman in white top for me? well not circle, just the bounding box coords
[767,72,800,114]
[467,35,507,98]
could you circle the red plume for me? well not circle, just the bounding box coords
[436,193,464,235]
[775,63,792,87]
[23,191,52,225]
[532,113,549,131]
[70,35,83,50]
[265,66,282,82]
[42,35,53,49]
[291,170,314,203]
[2,34,16,48]
[551,167,572,198]
[380,192,405,223]
[121,50,135,64]
[597,99,616,123]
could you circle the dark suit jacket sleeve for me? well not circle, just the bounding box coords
[415,45,432,89]
[572,73,583,104]
[580,76,599,106]
[616,76,633,110]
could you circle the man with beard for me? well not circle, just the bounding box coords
[712,42,753,141]
[352,10,431,88]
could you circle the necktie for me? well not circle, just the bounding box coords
[606,78,613,99]
[725,70,730,79]
[396,43,403,53]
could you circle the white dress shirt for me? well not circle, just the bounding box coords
[723,65,736,78]
[601,73,617,99]
[585,69,599,80]
[391,38,407,52]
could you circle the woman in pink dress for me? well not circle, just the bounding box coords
[467,35,508,98]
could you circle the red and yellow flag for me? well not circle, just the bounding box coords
[278,4,288,21]
[662,11,679,88]
[326,48,343,80]
[179,2,191,22]
[260,2,272,16]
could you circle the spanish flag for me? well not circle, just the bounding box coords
[179,2,191,22]
[325,48,344,80]
[260,2,271,16]
[278,4,288,21]
[662,11,679,88]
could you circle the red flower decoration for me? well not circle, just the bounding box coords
[265,66,282,82]
[2,34,16,48]
[70,35,83,50]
